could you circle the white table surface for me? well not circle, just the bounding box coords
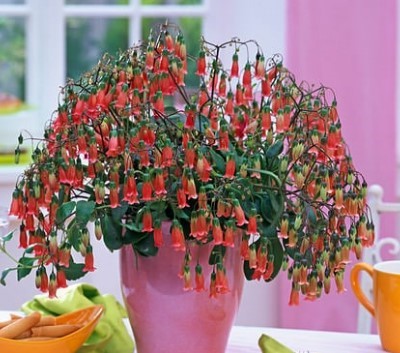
[0,311,383,353]
[228,325,383,353]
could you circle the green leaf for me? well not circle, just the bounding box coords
[149,200,167,214]
[208,245,226,265]
[76,200,95,227]
[260,196,272,222]
[198,114,211,131]
[180,219,191,240]
[268,158,281,176]
[58,186,66,204]
[260,190,283,227]
[243,235,284,282]
[134,234,158,257]
[17,256,36,281]
[258,223,278,238]
[1,268,14,286]
[173,206,190,221]
[267,189,281,214]
[134,206,146,224]
[123,228,146,245]
[234,153,243,169]
[164,105,181,116]
[68,224,82,252]
[243,260,254,280]
[306,204,317,224]
[56,201,76,225]
[267,236,284,281]
[0,230,14,243]
[266,139,283,158]
[257,224,285,281]
[62,260,86,281]
[101,214,123,251]
[209,149,226,174]
[241,200,254,217]
[23,245,35,254]
[301,244,314,267]
[111,202,129,223]
[124,221,142,233]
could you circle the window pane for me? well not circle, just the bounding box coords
[66,17,129,80]
[0,17,25,105]
[0,0,25,4]
[141,0,202,4]
[142,17,202,88]
[65,0,129,4]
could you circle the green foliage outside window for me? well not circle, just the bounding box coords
[0,17,25,100]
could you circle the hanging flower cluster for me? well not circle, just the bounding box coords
[2,23,373,303]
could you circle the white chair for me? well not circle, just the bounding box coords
[356,184,400,333]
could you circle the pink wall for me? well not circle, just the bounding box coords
[279,0,397,332]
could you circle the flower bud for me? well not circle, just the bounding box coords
[293,214,302,230]
[281,254,289,271]
[57,268,67,288]
[40,267,49,293]
[249,243,257,269]
[324,268,331,294]
[95,219,102,241]
[49,271,57,298]
[79,240,87,257]
[239,163,248,178]
[81,228,90,247]
[280,156,289,174]
[195,264,205,292]
[35,268,41,289]
[83,244,96,272]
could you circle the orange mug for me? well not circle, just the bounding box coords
[350,261,400,353]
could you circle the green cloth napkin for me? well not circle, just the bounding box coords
[21,283,135,353]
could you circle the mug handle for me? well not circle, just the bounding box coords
[350,262,375,317]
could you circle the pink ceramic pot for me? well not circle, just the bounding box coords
[120,222,244,353]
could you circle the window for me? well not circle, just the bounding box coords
[0,0,206,152]
[0,16,25,103]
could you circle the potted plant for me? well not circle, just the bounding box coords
[1,23,372,353]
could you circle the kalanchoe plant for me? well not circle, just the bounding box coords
[2,23,373,304]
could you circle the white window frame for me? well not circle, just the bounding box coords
[0,0,286,145]
[1,0,210,133]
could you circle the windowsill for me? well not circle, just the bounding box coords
[0,110,39,151]
[0,164,26,185]
[0,109,37,186]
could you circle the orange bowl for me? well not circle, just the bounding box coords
[0,305,104,353]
